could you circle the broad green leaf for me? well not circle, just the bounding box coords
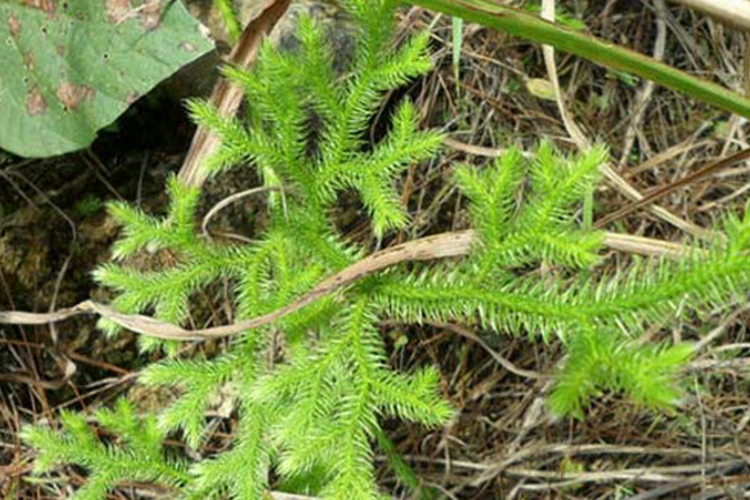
[0,0,213,158]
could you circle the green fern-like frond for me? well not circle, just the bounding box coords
[186,404,271,500]
[22,400,189,499]
[38,4,448,498]
[141,356,236,448]
[457,142,607,271]
[455,147,525,243]
[373,235,750,339]
[108,176,201,259]
[548,325,695,418]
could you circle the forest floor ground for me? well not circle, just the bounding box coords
[2,2,750,499]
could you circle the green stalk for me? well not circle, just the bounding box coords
[409,0,750,118]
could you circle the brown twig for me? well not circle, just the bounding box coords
[0,230,689,341]
[595,148,750,228]
[177,0,291,188]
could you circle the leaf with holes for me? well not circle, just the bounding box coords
[0,0,213,158]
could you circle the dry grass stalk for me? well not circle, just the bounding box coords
[178,0,291,188]
[668,0,750,31]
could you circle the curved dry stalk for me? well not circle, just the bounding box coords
[667,0,750,32]
[0,230,688,341]
[201,185,281,235]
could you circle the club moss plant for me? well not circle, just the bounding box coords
[23,1,750,499]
